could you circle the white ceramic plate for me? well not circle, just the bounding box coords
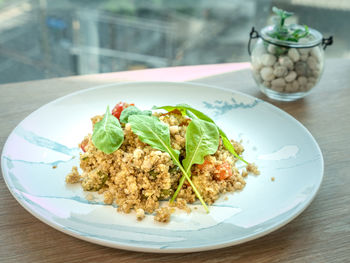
[1,82,323,253]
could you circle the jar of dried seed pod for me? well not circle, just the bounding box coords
[248,25,333,101]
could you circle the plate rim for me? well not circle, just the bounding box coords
[1,81,324,253]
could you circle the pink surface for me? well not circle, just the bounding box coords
[75,62,250,82]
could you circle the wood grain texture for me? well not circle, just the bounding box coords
[1,59,349,263]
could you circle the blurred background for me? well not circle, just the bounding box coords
[0,0,348,84]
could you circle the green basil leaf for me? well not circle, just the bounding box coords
[155,104,212,122]
[152,105,187,116]
[171,119,219,202]
[120,106,152,124]
[128,115,209,212]
[183,119,219,172]
[92,106,124,154]
[128,115,179,156]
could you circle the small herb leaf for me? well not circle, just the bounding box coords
[183,119,219,172]
[272,6,293,22]
[128,115,178,155]
[269,6,309,42]
[120,106,152,124]
[92,106,124,154]
[152,105,187,116]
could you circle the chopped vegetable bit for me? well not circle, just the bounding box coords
[81,170,109,191]
[161,109,183,117]
[197,159,212,170]
[160,189,171,198]
[80,137,89,152]
[111,102,134,119]
[149,170,158,180]
[214,162,233,181]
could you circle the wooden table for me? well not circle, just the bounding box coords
[1,59,349,262]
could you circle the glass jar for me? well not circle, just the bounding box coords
[248,25,333,101]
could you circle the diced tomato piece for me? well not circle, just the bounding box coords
[184,180,190,187]
[161,109,183,116]
[111,102,126,119]
[214,162,233,181]
[80,138,89,152]
[197,159,212,170]
[179,118,191,127]
[111,102,133,119]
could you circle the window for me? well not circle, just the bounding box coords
[0,0,346,84]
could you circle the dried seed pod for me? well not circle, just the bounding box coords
[261,54,277,66]
[260,67,275,81]
[288,48,300,62]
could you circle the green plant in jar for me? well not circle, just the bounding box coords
[269,7,309,42]
[264,7,310,57]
